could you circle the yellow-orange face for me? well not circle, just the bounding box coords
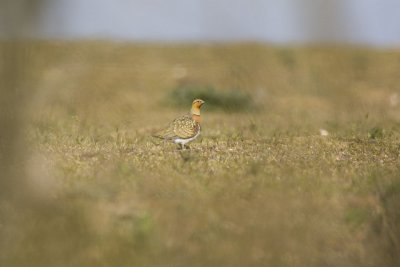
[192,99,205,109]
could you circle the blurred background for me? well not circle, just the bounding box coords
[2,0,400,46]
[1,1,400,267]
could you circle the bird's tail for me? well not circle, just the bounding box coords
[151,128,169,140]
[151,133,164,139]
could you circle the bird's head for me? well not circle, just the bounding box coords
[191,99,205,116]
[192,99,205,108]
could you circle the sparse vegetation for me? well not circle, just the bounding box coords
[1,42,400,267]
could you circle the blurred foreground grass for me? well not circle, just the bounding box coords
[1,41,400,267]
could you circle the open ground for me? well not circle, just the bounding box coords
[1,42,400,267]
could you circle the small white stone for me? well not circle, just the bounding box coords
[389,93,399,107]
[319,129,329,136]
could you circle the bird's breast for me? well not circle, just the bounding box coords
[192,114,202,123]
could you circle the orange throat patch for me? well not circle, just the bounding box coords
[192,114,202,123]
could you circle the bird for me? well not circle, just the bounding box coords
[152,99,205,149]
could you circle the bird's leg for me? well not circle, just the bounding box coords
[181,143,185,150]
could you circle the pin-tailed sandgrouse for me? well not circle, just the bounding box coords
[152,99,205,149]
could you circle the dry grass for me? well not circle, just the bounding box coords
[1,41,400,267]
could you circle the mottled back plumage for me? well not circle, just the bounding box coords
[153,114,200,140]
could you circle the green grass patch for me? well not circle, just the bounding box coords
[368,126,384,139]
[168,84,254,112]
[345,207,371,227]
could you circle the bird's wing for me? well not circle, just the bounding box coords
[153,115,199,140]
[172,115,199,139]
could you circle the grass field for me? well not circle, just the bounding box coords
[1,42,400,266]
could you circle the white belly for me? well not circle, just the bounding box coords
[174,130,201,145]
